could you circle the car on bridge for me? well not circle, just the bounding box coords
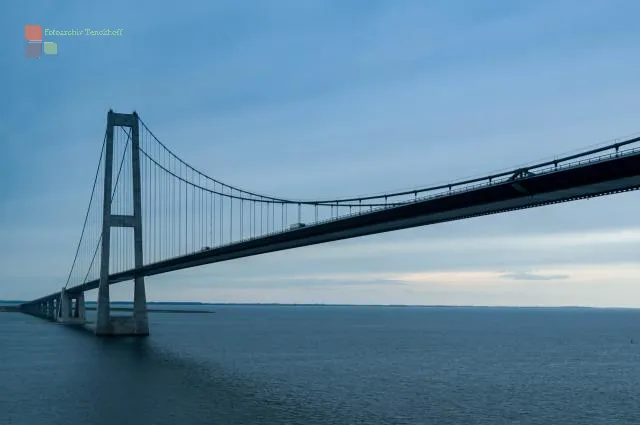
[289,223,306,230]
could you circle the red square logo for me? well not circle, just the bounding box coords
[25,24,42,41]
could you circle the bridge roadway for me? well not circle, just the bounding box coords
[27,139,640,305]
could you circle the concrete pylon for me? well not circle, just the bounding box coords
[59,290,70,321]
[95,110,149,337]
[57,288,86,325]
[75,292,86,320]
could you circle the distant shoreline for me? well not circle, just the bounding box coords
[1,301,638,310]
[0,306,20,312]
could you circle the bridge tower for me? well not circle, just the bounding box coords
[95,110,149,336]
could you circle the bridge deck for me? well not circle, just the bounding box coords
[25,147,640,305]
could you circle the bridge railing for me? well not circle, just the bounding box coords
[292,144,640,229]
[301,136,640,206]
[411,144,640,201]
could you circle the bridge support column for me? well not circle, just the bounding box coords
[47,299,54,320]
[59,291,70,320]
[96,110,149,337]
[57,288,86,325]
[75,292,86,320]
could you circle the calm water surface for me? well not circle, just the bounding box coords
[1,305,639,424]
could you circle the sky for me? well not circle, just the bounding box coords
[2,0,640,306]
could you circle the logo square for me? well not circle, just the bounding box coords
[43,42,57,55]
[25,42,41,58]
[25,24,42,41]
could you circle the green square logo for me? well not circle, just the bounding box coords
[43,41,57,55]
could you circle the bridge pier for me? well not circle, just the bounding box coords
[57,288,86,325]
[47,299,56,320]
[95,280,148,336]
[95,110,149,337]
[29,298,58,321]
[45,300,52,319]
[75,292,86,319]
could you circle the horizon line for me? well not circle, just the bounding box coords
[0,300,638,309]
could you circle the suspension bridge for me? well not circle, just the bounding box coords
[18,110,640,336]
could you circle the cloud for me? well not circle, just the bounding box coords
[289,278,408,288]
[72,262,640,308]
[148,269,408,290]
[499,272,570,281]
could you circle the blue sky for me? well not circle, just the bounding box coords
[2,0,640,306]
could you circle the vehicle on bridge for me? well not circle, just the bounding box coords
[289,223,306,230]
